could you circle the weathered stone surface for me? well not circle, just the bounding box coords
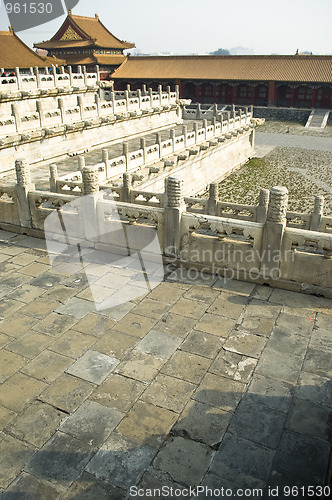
[2,472,59,499]
[55,297,96,319]
[7,331,52,359]
[39,373,95,413]
[6,401,66,447]
[22,350,73,383]
[255,348,302,383]
[132,298,171,319]
[223,330,267,358]
[154,313,196,338]
[33,312,78,337]
[170,297,208,319]
[153,436,212,486]
[0,350,26,383]
[195,313,236,337]
[161,350,211,384]
[60,400,124,447]
[49,330,96,358]
[0,313,39,336]
[90,373,146,412]
[115,360,158,383]
[25,431,95,487]
[245,374,292,413]
[172,399,231,446]
[210,433,275,487]
[66,350,119,385]
[114,313,156,338]
[208,294,247,319]
[0,372,46,412]
[228,399,286,448]
[117,400,177,448]
[193,373,245,411]
[180,330,224,359]
[285,397,332,442]
[209,350,257,383]
[61,471,125,500]
[85,432,157,489]
[0,433,35,488]
[141,374,195,413]
[135,329,182,360]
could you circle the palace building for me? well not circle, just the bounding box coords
[111,54,332,109]
[34,11,135,78]
[0,27,64,72]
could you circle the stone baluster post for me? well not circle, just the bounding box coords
[124,90,130,111]
[137,88,142,109]
[211,116,216,136]
[33,66,41,89]
[207,182,219,216]
[182,124,188,147]
[196,103,201,120]
[226,111,231,130]
[83,66,88,86]
[167,85,171,103]
[126,84,131,92]
[310,195,324,231]
[175,84,179,101]
[11,103,21,133]
[111,91,116,115]
[149,88,153,108]
[60,66,65,74]
[231,105,236,119]
[170,128,176,152]
[213,103,218,117]
[155,133,162,154]
[140,137,147,164]
[67,65,73,86]
[102,149,110,179]
[95,65,100,80]
[14,67,21,90]
[193,122,198,143]
[95,94,101,117]
[250,105,254,118]
[203,119,208,140]
[81,166,101,242]
[142,84,147,96]
[123,143,130,171]
[164,176,185,257]
[49,164,58,192]
[158,85,163,105]
[122,172,132,202]
[51,65,57,87]
[77,95,84,120]
[260,186,288,279]
[58,98,65,124]
[77,65,82,74]
[78,156,85,171]
[36,100,45,128]
[257,188,269,223]
[244,106,248,124]
[15,160,34,228]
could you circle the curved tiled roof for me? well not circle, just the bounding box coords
[0,29,65,69]
[112,55,332,83]
[34,12,135,51]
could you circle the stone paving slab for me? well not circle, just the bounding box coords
[0,230,331,499]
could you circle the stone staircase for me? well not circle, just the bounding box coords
[305,109,330,128]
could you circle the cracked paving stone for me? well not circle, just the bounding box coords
[153,436,212,486]
[209,433,275,488]
[39,373,95,414]
[55,297,96,320]
[193,372,245,411]
[90,373,146,412]
[116,400,178,448]
[228,399,287,449]
[172,399,232,446]
[223,330,267,359]
[25,431,95,487]
[32,312,78,337]
[60,400,124,447]
[244,374,292,414]
[141,374,195,413]
[0,433,35,489]
[135,329,182,360]
[275,311,314,336]
[195,313,236,337]
[66,350,119,385]
[209,350,257,383]
[255,348,302,384]
[180,330,224,359]
[161,350,211,384]
[85,432,157,489]
[0,372,47,412]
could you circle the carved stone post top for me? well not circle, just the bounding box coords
[15,159,31,186]
[11,102,19,113]
[182,124,188,132]
[313,195,324,214]
[49,164,58,178]
[124,90,129,98]
[95,65,100,74]
[82,65,87,74]
[267,186,288,223]
[209,182,219,200]
[58,97,64,108]
[126,84,131,91]
[212,116,216,125]
[203,119,208,127]
[165,176,184,207]
[170,128,176,138]
[36,100,43,111]
[78,156,85,170]
[77,95,83,105]
[193,122,198,131]
[158,84,163,92]
[77,65,82,73]
[136,88,141,96]
[149,88,153,96]
[123,143,129,154]
[82,166,99,195]
[102,148,109,160]
[123,172,132,188]
[140,137,146,148]
[259,188,270,206]
[67,65,72,73]
[197,103,201,109]
[155,132,161,143]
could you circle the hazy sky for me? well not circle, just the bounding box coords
[0,0,331,55]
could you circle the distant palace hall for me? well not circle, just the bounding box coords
[2,11,332,109]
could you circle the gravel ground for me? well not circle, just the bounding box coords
[218,147,332,215]
[258,120,332,137]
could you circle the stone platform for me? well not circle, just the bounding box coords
[0,229,331,499]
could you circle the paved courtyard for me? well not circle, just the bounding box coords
[0,229,331,499]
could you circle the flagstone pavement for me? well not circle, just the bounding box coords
[0,229,331,500]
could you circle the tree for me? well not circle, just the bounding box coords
[210,48,230,55]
